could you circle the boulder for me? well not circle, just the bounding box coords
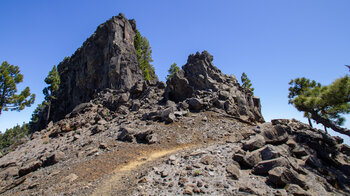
[268,167,308,189]
[117,127,135,142]
[130,82,144,96]
[0,166,19,180]
[131,99,141,111]
[339,144,350,156]
[286,184,311,196]
[41,151,65,167]
[18,160,42,177]
[135,130,158,144]
[242,134,265,151]
[91,125,105,135]
[241,150,262,169]
[292,146,308,158]
[187,98,203,111]
[305,155,323,169]
[261,123,289,144]
[161,107,176,123]
[252,157,289,175]
[259,144,285,160]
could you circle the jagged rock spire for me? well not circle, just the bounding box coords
[50,13,152,121]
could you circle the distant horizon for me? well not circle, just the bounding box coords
[0,0,349,145]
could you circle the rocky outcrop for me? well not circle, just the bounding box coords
[165,51,264,123]
[51,13,149,122]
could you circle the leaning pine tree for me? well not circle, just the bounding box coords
[288,69,350,137]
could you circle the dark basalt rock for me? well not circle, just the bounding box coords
[50,13,153,122]
[165,50,264,123]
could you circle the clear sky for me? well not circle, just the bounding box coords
[0,0,349,144]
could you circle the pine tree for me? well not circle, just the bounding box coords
[43,65,60,122]
[241,72,254,93]
[134,29,155,81]
[166,63,180,80]
[0,61,35,116]
[289,75,350,137]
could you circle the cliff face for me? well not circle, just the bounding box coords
[52,14,146,121]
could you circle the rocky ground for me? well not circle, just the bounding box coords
[134,119,350,196]
[1,107,349,195]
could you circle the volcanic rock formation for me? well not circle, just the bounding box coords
[51,13,151,122]
[165,51,264,123]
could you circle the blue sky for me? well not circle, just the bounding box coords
[0,0,349,143]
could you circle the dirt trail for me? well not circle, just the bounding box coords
[91,144,193,196]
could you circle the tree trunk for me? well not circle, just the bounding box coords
[308,118,313,127]
[46,102,51,123]
[324,126,328,134]
[304,108,350,137]
[0,85,7,116]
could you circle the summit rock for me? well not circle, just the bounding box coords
[51,13,150,122]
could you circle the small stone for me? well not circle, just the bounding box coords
[138,177,147,183]
[186,166,193,170]
[183,186,193,195]
[65,173,78,183]
[193,188,201,193]
[86,148,99,156]
[169,155,176,161]
[226,164,240,180]
[91,125,105,135]
[28,182,39,189]
[49,170,60,177]
[200,155,214,165]
[168,182,174,187]
[73,134,81,141]
[161,170,169,178]
[197,181,203,187]
[97,119,107,125]
[99,143,108,150]
[178,177,188,187]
